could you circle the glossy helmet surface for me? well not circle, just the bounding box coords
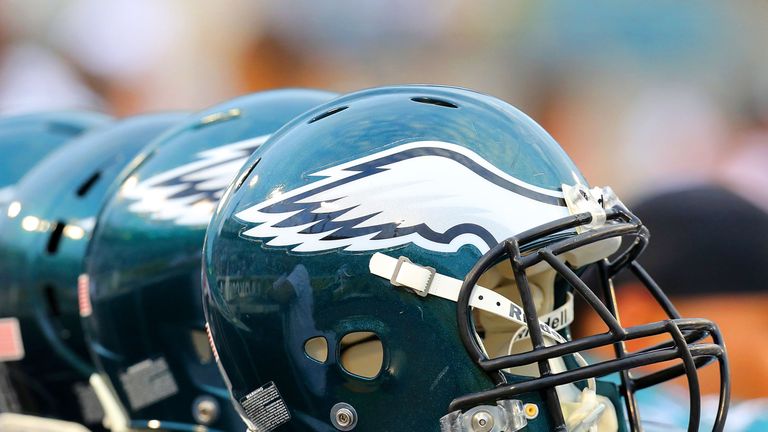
[0,113,185,427]
[82,90,337,431]
[0,111,111,211]
[203,86,729,431]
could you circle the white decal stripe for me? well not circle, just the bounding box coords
[122,135,268,226]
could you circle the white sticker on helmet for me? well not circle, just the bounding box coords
[239,381,291,431]
[118,357,178,410]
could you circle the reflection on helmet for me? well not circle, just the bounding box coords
[203,85,729,432]
[0,113,185,428]
[82,89,337,431]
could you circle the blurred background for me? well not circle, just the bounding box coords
[2,1,768,428]
[2,0,767,204]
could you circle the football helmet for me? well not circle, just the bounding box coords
[203,86,729,431]
[0,111,111,211]
[0,113,186,428]
[82,90,337,431]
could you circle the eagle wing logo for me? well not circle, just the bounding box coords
[236,141,572,254]
[121,135,268,226]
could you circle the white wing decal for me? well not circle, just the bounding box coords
[236,141,571,254]
[121,135,268,226]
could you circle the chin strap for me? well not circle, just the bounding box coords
[369,253,573,344]
[89,373,130,432]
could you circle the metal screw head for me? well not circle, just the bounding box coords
[471,410,494,432]
[192,395,219,425]
[336,408,353,426]
[330,402,358,430]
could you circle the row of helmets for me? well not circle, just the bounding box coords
[0,89,337,431]
[0,85,729,432]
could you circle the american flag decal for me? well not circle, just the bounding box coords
[78,273,93,317]
[0,317,24,361]
[205,322,219,362]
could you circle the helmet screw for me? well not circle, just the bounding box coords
[471,410,494,432]
[336,408,353,426]
[330,402,358,430]
[192,395,220,425]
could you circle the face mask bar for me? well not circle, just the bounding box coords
[451,206,730,432]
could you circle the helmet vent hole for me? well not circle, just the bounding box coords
[48,121,88,137]
[43,284,62,317]
[46,221,66,254]
[233,158,261,192]
[410,96,458,109]
[308,106,348,124]
[304,336,329,364]
[76,171,101,197]
[339,332,383,379]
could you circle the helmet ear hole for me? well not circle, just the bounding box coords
[304,336,329,364]
[338,332,383,379]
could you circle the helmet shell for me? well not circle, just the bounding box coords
[83,90,336,431]
[203,86,585,430]
[0,111,111,207]
[0,113,186,426]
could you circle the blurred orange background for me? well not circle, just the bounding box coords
[1,0,767,206]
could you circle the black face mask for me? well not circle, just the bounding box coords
[451,205,730,432]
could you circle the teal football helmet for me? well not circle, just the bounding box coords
[0,112,111,211]
[203,86,729,431]
[82,89,336,431]
[0,113,185,428]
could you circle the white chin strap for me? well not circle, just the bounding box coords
[369,252,617,432]
[369,253,572,344]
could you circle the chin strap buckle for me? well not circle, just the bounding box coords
[388,255,436,297]
[439,400,527,432]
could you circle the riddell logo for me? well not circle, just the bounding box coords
[78,274,92,317]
